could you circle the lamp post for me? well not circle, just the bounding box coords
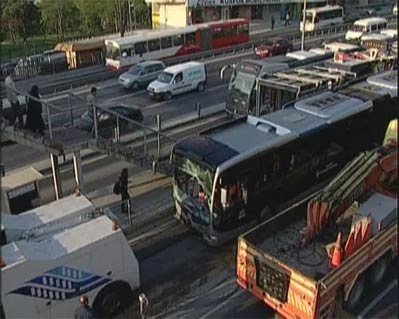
[301,0,307,51]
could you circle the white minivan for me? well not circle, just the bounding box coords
[345,17,388,42]
[147,62,206,100]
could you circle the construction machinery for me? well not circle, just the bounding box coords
[236,119,397,318]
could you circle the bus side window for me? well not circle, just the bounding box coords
[371,24,377,32]
[161,36,172,49]
[173,34,184,46]
[185,32,196,45]
[148,39,160,52]
[135,42,147,54]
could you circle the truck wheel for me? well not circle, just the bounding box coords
[92,281,132,318]
[344,274,366,311]
[197,82,205,92]
[164,91,172,100]
[370,255,390,286]
[132,82,139,90]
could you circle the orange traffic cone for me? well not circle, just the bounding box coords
[354,222,363,250]
[344,228,355,258]
[331,232,343,268]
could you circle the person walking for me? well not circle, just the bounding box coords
[5,72,24,128]
[74,295,94,319]
[87,87,97,115]
[25,85,45,135]
[120,168,131,214]
[271,15,275,30]
[285,10,291,26]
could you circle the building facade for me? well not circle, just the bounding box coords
[146,0,328,29]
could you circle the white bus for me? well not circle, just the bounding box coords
[345,17,388,41]
[300,5,344,32]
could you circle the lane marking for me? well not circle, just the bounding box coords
[199,289,243,319]
[357,279,397,318]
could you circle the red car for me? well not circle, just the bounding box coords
[254,37,293,58]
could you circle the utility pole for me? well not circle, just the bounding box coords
[301,0,307,51]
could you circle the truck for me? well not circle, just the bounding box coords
[236,120,397,319]
[1,199,140,318]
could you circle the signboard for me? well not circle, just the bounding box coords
[188,0,325,6]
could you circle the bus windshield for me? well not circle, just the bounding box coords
[172,153,214,224]
[106,44,120,60]
[158,72,173,83]
[351,25,365,32]
[306,12,313,23]
[229,72,256,96]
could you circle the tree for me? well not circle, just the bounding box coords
[39,0,79,39]
[73,0,103,36]
[1,0,39,42]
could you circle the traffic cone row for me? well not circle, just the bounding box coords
[331,232,343,268]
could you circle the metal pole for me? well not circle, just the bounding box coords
[50,154,63,200]
[72,151,84,193]
[127,199,132,224]
[301,0,307,51]
[156,114,161,158]
[93,104,98,140]
[143,129,147,156]
[116,115,120,143]
[68,93,73,126]
[45,102,53,141]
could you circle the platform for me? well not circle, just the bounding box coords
[1,126,92,156]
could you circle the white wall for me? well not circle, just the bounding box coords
[159,4,187,29]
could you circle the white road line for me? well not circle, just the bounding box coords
[199,289,243,319]
[357,279,397,318]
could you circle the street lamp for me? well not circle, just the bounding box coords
[301,0,307,51]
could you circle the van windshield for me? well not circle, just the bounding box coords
[158,72,173,83]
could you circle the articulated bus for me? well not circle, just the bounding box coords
[170,70,397,246]
[105,19,249,70]
[222,50,334,116]
[300,5,344,32]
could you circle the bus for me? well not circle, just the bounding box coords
[170,70,397,246]
[222,50,333,116]
[345,17,388,42]
[105,19,249,70]
[300,5,344,32]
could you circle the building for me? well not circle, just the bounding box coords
[146,0,328,29]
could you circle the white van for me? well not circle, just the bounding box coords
[345,17,388,41]
[147,61,206,100]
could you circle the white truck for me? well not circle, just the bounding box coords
[1,215,140,319]
[1,193,93,244]
[147,61,206,100]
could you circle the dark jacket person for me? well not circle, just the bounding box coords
[25,85,45,135]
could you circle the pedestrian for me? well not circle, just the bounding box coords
[5,72,24,128]
[74,295,94,319]
[25,85,45,135]
[271,15,275,30]
[87,87,97,115]
[120,168,131,214]
[285,11,290,26]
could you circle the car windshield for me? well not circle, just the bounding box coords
[157,72,173,83]
[128,65,142,75]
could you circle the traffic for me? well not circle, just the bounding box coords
[1,2,398,319]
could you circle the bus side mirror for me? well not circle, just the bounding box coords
[221,188,227,206]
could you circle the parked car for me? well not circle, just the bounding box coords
[254,37,293,58]
[118,61,165,90]
[73,105,143,137]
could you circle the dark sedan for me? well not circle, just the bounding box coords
[74,105,143,137]
[255,37,293,58]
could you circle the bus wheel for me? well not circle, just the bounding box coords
[93,281,132,318]
[132,82,139,90]
[164,91,172,100]
[344,274,366,312]
[370,254,390,286]
[197,82,205,92]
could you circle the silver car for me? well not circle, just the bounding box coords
[118,61,165,90]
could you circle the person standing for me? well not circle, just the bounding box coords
[271,15,275,30]
[120,168,131,214]
[74,295,94,319]
[25,85,45,135]
[5,72,24,128]
[285,10,290,26]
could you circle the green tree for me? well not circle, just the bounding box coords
[73,0,103,36]
[39,0,79,39]
[1,0,40,42]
